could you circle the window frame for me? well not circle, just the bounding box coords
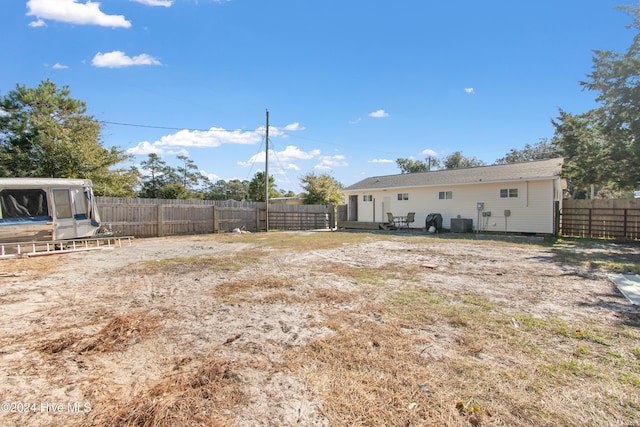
[438,191,453,200]
[0,188,50,220]
[52,189,73,219]
[500,188,519,199]
[397,193,409,201]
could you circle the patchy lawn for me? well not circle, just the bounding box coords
[0,231,638,426]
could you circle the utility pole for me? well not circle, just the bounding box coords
[265,109,269,232]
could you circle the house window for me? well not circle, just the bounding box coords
[439,191,453,200]
[363,195,373,202]
[500,188,519,198]
[397,193,409,201]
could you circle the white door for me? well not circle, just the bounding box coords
[382,196,391,220]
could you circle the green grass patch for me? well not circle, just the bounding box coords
[552,239,640,273]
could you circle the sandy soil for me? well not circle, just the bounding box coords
[0,232,637,426]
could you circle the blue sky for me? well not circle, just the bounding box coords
[1,0,635,193]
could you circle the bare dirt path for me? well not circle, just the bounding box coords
[0,232,638,426]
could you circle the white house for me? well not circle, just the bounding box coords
[341,158,565,234]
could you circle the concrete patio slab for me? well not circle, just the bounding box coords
[608,274,640,306]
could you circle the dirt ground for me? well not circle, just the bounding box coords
[0,231,638,426]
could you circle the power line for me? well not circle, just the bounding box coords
[268,139,297,191]
[244,133,265,182]
[100,120,255,133]
[101,119,391,156]
[101,119,407,159]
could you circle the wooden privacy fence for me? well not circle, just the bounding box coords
[560,199,640,240]
[96,197,333,238]
[269,210,331,231]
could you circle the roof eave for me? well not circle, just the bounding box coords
[342,176,560,193]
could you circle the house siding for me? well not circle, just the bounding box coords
[345,179,557,234]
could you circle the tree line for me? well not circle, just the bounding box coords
[396,138,561,174]
[137,153,283,202]
[2,5,639,200]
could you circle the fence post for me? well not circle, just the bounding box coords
[331,205,336,230]
[554,201,560,237]
[97,197,347,236]
[213,205,218,233]
[157,204,164,237]
[256,207,261,231]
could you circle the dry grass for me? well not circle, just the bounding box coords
[258,287,358,305]
[310,262,406,287]
[212,276,296,303]
[285,311,462,426]
[309,288,360,304]
[4,232,640,427]
[0,256,63,279]
[39,332,85,354]
[93,357,246,427]
[79,311,161,353]
[283,275,640,426]
[123,250,264,276]
[39,311,161,355]
[410,289,637,424]
[239,230,371,251]
[174,234,640,426]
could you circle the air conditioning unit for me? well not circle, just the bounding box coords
[450,218,472,233]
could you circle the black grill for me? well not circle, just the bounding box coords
[425,213,443,232]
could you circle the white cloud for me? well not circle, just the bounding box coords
[314,155,348,171]
[464,87,474,94]
[201,170,221,182]
[283,122,305,131]
[128,125,310,160]
[237,145,321,168]
[130,145,188,157]
[369,109,389,118]
[348,118,362,125]
[262,122,304,139]
[421,149,438,157]
[157,127,262,148]
[26,0,131,28]
[52,63,69,69]
[278,145,320,161]
[127,141,164,156]
[28,18,46,27]
[128,127,265,156]
[369,158,394,164]
[92,51,161,68]
[131,0,174,6]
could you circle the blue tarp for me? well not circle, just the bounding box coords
[0,216,52,225]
